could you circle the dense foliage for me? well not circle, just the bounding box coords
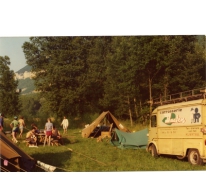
[0,56,21,116]
[21,36,205,123]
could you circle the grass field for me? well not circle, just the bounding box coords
[5,125,206,172]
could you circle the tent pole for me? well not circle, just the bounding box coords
[93,126,101,137]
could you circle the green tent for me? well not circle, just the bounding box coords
[111,128,148,149]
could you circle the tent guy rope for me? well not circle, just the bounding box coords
[68,148,107,166]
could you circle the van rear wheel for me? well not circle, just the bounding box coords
[151,144,158,158]
[188,149,203,165]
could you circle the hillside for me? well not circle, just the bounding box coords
[15,65,35,94]
[17,78,35,94]
[16,65,32,73]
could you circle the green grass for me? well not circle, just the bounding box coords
[6,127,206,172]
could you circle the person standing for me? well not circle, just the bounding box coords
[44,118,53,146]
[0,113,4,131]
[18,116,25,138]
[10,116,19,143]
[61,116,69,134]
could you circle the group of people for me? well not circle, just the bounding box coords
[26,116,69,146]
[0,113,69,146]
[0,114,26,143]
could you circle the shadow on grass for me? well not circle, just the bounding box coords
[159,154,188,162]
[30,137,79,172]
[31,150,72,172]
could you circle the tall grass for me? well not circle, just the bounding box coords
[5,125,206,172]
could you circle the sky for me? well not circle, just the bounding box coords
[0,37,30,72]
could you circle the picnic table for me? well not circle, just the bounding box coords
[36,133,46,144]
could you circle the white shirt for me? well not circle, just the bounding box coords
[61,118,69,127]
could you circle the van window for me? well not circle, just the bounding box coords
[151,115,157,127]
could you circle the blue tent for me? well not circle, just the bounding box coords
[111,128,148,149]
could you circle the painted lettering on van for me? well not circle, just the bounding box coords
[160,109,182,114]
[162,113,186,125]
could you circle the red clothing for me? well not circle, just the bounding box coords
[46,131,52,136]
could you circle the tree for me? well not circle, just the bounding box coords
[86,36,112,111]
[23,37,94,117]
[100,37,141,123]
[22,36,205,123]
[20,93,41,120]
[0,56,21,116]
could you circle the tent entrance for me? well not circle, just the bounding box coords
[90,121,113,138]
[82,111,130,138]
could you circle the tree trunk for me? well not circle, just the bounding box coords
[149,77,153,121]
[139,100,143,124]
[127,96,133,127]
[134,97,138,121]
[164,83,168,101]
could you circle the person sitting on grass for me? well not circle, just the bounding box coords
[31,123,40,134]
[26,127,37,146]
[52,125,63,145]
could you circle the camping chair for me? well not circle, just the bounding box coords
[97,123,113,142]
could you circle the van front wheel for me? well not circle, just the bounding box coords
[188,149,203,165]
[151,144,158,158]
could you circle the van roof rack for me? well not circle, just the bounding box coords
[152,88,206,106]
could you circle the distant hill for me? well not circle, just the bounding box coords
[16,65,32,73]
[15,65,35,94]
[17,78,35,94]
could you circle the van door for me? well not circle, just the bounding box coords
[149,115,158,142]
